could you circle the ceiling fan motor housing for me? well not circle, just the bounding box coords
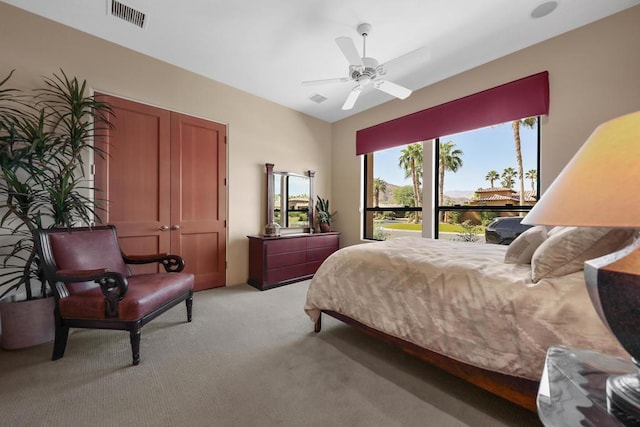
[350,57,381,85]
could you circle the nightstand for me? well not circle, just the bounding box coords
[537,346,636,426]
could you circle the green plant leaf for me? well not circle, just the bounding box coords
[0,69,111,300]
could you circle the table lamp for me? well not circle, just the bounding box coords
[523,110,640,420]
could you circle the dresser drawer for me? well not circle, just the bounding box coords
[307,234,339,249]
[266,265,309,285]
[306,261,324,275]
[307,246,337,263]
[265,237,307,255]
[267,251,306,269]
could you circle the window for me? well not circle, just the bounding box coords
[435,117,540,243]
[363,117,540,242]
[363,142,424,240]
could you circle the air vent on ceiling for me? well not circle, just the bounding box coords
[309,94,328,104]
[108,0,147,29]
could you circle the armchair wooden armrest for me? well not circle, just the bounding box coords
[123,253,185,273]
[55,268,109,281]
[54,268,129,317]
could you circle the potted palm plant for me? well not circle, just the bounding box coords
[315,195,332,233]
[0,69,111,349]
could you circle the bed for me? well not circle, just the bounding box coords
[304,227,633,411]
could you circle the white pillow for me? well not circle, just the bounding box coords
[531,227,635,282]
[504,226,548,264]
[547,226,566,236]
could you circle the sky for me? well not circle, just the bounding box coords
[275,174,310,197]
[373,121,538,194]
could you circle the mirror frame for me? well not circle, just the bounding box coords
[264,163,314,236]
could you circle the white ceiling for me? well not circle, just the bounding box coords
[3,0,639,123]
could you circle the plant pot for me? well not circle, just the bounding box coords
[319,223,331,233]
[0,297,55,350]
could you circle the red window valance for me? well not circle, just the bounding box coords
[355,71,549,155]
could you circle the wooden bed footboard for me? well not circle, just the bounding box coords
[315,310,539,413]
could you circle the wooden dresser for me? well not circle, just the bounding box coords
[247,232,340,290]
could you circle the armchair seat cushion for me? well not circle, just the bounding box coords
[58,272,194,321]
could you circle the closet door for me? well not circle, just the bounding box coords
[94,95,172,274]
[170,113,227,289]
[94,94,227,289]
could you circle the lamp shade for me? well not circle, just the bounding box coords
[523,111,640,227]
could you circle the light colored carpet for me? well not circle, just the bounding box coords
[0,281,541,426]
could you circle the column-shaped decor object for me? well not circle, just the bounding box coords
[264,163,281,237]
[307,170,315,233]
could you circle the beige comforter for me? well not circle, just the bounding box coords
[304,237,628,380]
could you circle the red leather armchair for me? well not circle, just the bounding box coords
[34,225,194,365]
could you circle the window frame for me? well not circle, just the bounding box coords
[362,117,541,241]
[362,143,424,240]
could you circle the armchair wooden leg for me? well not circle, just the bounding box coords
[314,314,322,333]
[186,292,193,322]
[52,324,69,361]
[130,329,141,366]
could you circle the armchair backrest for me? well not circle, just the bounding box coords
[36,226,131,294]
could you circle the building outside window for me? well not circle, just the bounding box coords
[363,117,540,242]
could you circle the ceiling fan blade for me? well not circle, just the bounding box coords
[335,37,364,68]
[374,80,412,100]
[342,86,362,110]
[302,77,350,86]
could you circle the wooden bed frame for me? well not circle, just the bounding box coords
[314,310,539,413]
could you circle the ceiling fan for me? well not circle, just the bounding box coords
[303,23,415,111]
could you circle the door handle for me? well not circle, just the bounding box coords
[171,225,180,230]
[159,225,169,231]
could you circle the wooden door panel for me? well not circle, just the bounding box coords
[95,94,171,274]
[171,112,227,288]
[176,123,219,221]
[104,111,163,222]
[179,231,225,290]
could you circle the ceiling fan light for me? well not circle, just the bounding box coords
[358,75,372,86]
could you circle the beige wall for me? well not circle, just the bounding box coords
[0,3,332,286]
[331,5,640,247]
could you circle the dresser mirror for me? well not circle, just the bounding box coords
[264,163,314,236]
